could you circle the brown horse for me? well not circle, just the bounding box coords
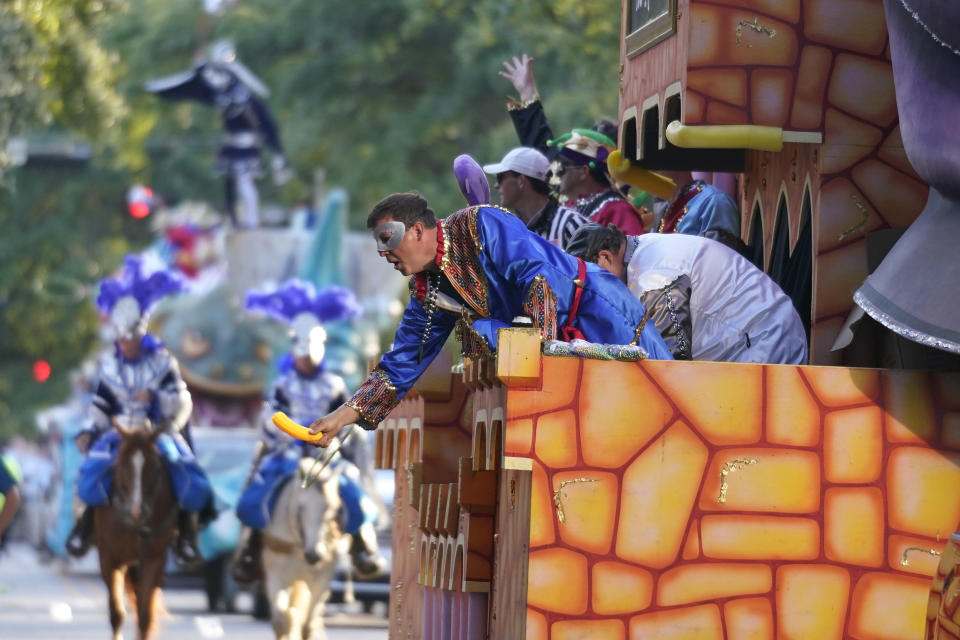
[94,418,177,640]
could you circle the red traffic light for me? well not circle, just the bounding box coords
[32,360,51,383]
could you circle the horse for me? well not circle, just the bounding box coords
[94,418,178,640]
[261,456,344,640]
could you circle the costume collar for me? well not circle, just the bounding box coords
[435,218,450,271]
[412,206,492,318]
[623,235,642,265]
[114,333,162,364]
[658,181,704,233]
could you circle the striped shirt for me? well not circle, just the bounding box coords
[527,197,589,250]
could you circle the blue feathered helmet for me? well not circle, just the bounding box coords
[245,279,361,365]
[96,254,186,341]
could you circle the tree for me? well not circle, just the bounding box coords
[0,0,126,172]
[104,0,622,222]
[0,0,624,438]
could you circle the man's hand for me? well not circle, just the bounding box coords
[308,404,361,448]
[499,54,539,103]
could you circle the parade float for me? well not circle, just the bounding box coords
[365,1,960,638]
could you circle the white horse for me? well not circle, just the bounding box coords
[262,457,343,640]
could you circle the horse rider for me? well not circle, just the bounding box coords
[232,280,386,583]
[66,255,214,567]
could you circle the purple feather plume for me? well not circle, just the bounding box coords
[453,154,490,206]
[96,254,185,314]
[245,279,362,324]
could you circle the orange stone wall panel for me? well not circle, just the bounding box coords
[628,603,724,640]
[877,125,920,180]
[579,360,674,469]
[724,597,774,640]
[816,177,885,254]
[943,413,960,451]
[529,460,556,548]
[508,356,579,419]
[505,417,533,456]
[776,564,850,640]
[824,406,883,483]
[682,518,701,560]
[657,563,772,607]
[790,45,833,129]
[527,547,588,616]
[849,572,931,640]
[888,534,946,577]
[851,159,928,228]
[935,374,960,410]
[688,5,799,68]
[687,68,748,107]
[802,0,887,55]
[706,101,750,125]
[750,68,794,127]
[616,421,709,568]
[824,487,885,567]
[553,470,619,555]
[827,54,898,128]
[822,109,885,175]
[534,409,579,468]
[701,515,820,561]
[883,370,937,444]
[645,360,762,445]
[553,619,626,640]
[526,608,548,640]
[699,448,821,513]
[765,365,821,447]
[887,447,960,540]
[801,367,879,407]
[593,561,655,615]
[390,352,960,639]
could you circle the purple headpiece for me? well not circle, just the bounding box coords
[96,254,185,339]
[245,280,361,324]
[246,280,361,363]
[453,154,491,206]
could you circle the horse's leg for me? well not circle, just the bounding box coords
[102,565,126,640]
[265,552,296,640]
[288,577,312,640]
[135,552,165,640]
[303,576,330,640]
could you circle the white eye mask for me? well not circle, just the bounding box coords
[372,220,407,252]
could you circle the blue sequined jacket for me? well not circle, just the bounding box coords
[346,205,672,428]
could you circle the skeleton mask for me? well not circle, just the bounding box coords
[290,312,327,365]
[110,296,145,341]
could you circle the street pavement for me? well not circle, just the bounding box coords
[0,542,388,639]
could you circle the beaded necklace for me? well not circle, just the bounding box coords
[419,272,440,363]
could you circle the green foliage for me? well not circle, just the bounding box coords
[104,0,622,222]
[1,0,624,439]
[0,159,151,440]
[0,0,127,167]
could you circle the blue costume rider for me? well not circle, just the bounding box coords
[66,255,213,567]
[232,280,385,582]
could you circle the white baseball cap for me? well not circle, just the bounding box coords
[482,147,551,181]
